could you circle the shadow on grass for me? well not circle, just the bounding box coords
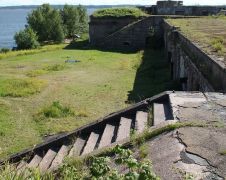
[65,39,181,102]
[64,39,139,54]
[127,48,181,103]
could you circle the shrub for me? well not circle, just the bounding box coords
[14,27,40,50]
[92,8,148,18]
[0,48,10,53]
[0,78,45,97]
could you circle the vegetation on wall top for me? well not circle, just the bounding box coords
[92,8,148,18]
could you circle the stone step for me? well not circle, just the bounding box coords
[69,137,86,157]
[98,124,115,149]
[81,132,99,155]
[49,145,69,171]
[39,149,57,173]
[135,111,148,133]
[17,160,28,170]
[153,103,172,126]
[27,154,42,168]
[116,117,132,142]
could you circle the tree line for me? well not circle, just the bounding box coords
[14,4,88,50]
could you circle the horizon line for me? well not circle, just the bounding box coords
[1,4,226,7]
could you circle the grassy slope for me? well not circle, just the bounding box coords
[0,43,173,158]
[166,17,226,61]
[0,45,139,158]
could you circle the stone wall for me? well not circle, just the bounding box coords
[164,21,226,92]
[88,15,226,92]
[156,6,222,16]
[89,16,143,45]
[89,16,164,51]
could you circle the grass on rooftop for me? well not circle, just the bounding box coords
[92,7,148,18]
[166,16,226,62]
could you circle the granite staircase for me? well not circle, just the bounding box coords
[2,92,175,173]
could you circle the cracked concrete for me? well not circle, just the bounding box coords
[146,92,226,180]
[169,92,226,124]
[147,126,226,180]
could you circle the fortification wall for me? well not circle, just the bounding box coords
[164,21,226,92]
[89,16,143,45]
[88,15,226,92]
[90,16,164,50]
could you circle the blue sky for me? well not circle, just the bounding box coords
[0,0,226,6]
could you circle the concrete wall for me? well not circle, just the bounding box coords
[156,6,222,16]
[89,16,143,45]
[164,21,226,92]
[90,16,164,51]
[88,15,226,92]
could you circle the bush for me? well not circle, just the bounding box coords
[14,27,39,50]
[0,48,10,53]
[92,7,148,18]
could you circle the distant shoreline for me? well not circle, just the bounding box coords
[0,5,142,9]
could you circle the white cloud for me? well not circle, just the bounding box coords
[0,0,226,6]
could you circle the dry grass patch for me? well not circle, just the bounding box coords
[0,78,45,97]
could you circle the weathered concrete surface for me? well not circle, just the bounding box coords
[148,127,226,180]
[147,92,226,179]
[178,127,226,178]
[169,92,226,123]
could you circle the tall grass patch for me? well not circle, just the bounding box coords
[44,64,66,72]
[26,69,47,77]
[0,78,45,97]
[26,64,66,77]
[211,36,225,55]
[34,101,75,121]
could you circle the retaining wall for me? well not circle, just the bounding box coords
[164,21,226,92]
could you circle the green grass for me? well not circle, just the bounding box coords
[26,69,47,77]
[34,101,75,121]
[166,17,226,60]
[0,44,66,60]
[0,39,173,159]
[92,8,148,18]
[0,43,166,158]
[0,78,45,97]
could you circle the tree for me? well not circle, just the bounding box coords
[27,4,64,43]
[61,5,88,39]
[77,5,88,34]
[14,27,39,50]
